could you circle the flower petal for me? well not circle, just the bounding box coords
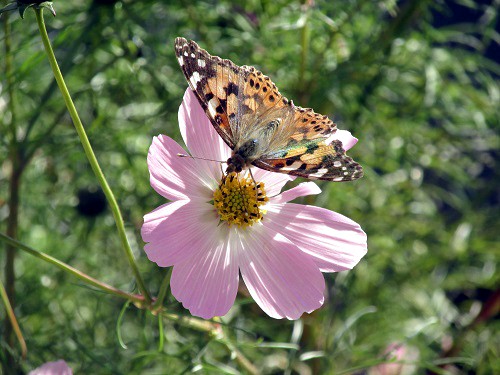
[29,360,72,375]
[266,203,367,272]
[147,135,217,201]
[170,226,239,319]
[251,167,295,197]
[326,129,358,151]
[142,200,220,267]
[270,181,321,205]
[238,226,325,319]
[179,88,231,180]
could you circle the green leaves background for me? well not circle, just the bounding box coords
[0,0,498,373]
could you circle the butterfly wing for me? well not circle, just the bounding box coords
[174,38,299,150]
[175,38,363,181]
[175,37,237,148]
[230,69,364,182]
[253,138,364,181]
[253,105,363,181]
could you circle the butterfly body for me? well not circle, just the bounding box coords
[174,37,363,181]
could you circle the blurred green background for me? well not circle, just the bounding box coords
[1,0,498,374]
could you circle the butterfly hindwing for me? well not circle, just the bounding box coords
[255,139,363,181]
[255,108,363,181]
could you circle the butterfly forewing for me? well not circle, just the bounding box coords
[175,37,235,148]
[174,37,363,182]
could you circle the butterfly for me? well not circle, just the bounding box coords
[174,37,363,181]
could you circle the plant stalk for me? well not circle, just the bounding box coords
[34,8,151,304]
[0,280,27,359]
[3,10,23,372]
[0,233,146,306]
[152,267,173,312]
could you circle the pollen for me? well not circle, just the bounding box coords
[213,172,269,228]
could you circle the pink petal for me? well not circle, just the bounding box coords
[170,226,239,319]
[29,360,72,375]
[179,88,231,180]
[270,181,321,205]
[142,200,220,267]
[327,129,358,151]
[239,226,325,319]
[266,203,367,272]
[251,167,295,197]
[147,135,217,201]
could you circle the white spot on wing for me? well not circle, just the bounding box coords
[208,98,218,117]
[189,71,202,87]
[333,161,342,168]
[308,168,329,178]
[198,59,206,67]
[177,56,184,66]
[281,160,303,171]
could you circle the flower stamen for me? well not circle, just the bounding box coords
[213,172,268,228]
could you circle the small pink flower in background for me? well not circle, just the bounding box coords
[369,343,419,375]
[141,89,367,319]
[29,360,72,375]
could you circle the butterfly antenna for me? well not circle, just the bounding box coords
[248,168,260,203]
[177,153,227,164]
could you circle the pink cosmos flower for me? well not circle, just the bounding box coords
[29,360,73,375]
[141,89,367,319]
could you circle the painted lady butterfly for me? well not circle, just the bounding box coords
[174,37,363,181]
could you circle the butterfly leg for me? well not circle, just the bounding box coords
[248,168,257,187]
[247,168,261,205]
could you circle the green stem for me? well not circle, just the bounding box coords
[34,8,151,304]
[0,232,146,306]
[152,267,173,311]
[157,313,164,352]
[162,312,217,332]
[161,313,259,374]
[0,280,27,359]
[215,316,260,375]
[4,167,21,354]
[23,6,101,143]
[116,301,131,349]
[3,10,22,372]
[225,341,260,375]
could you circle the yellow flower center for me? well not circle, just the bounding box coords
[213,172,269,228]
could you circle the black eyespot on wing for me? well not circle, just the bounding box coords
[227,82,239,96]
